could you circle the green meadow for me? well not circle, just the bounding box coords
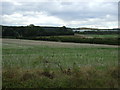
[2,39,119,88]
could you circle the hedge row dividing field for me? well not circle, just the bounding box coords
[23,35,119,45]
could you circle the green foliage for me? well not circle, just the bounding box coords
[2,26,74,38]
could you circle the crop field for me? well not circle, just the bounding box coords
[80,34,119,38]
[2,39,119,88]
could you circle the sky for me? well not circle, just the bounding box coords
[0,0,119,29]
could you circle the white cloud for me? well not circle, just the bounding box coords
[1,0,119,2]
[1,0,118,28]
[2,12,66,26]
[66,17,118,29]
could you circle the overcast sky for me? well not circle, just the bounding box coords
[1,0,119,29]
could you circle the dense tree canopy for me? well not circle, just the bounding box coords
[2,25,74,38]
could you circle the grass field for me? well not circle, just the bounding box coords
[2,39,119,88]
[80,34,119,38]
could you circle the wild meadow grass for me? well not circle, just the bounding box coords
[2,40,119,88]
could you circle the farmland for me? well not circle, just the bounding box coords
[26,34,119,45]
[2,38,119,88]
[2,25,119,45]
[75,34,119,38]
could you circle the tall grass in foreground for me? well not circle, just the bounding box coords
[3,65,119,88]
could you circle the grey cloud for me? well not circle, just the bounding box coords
[2,1,117,19]
[47,2,117,21]
[2,2,15,15]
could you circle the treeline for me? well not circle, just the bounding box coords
[2,25,74,38]
[74,31,120,35]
